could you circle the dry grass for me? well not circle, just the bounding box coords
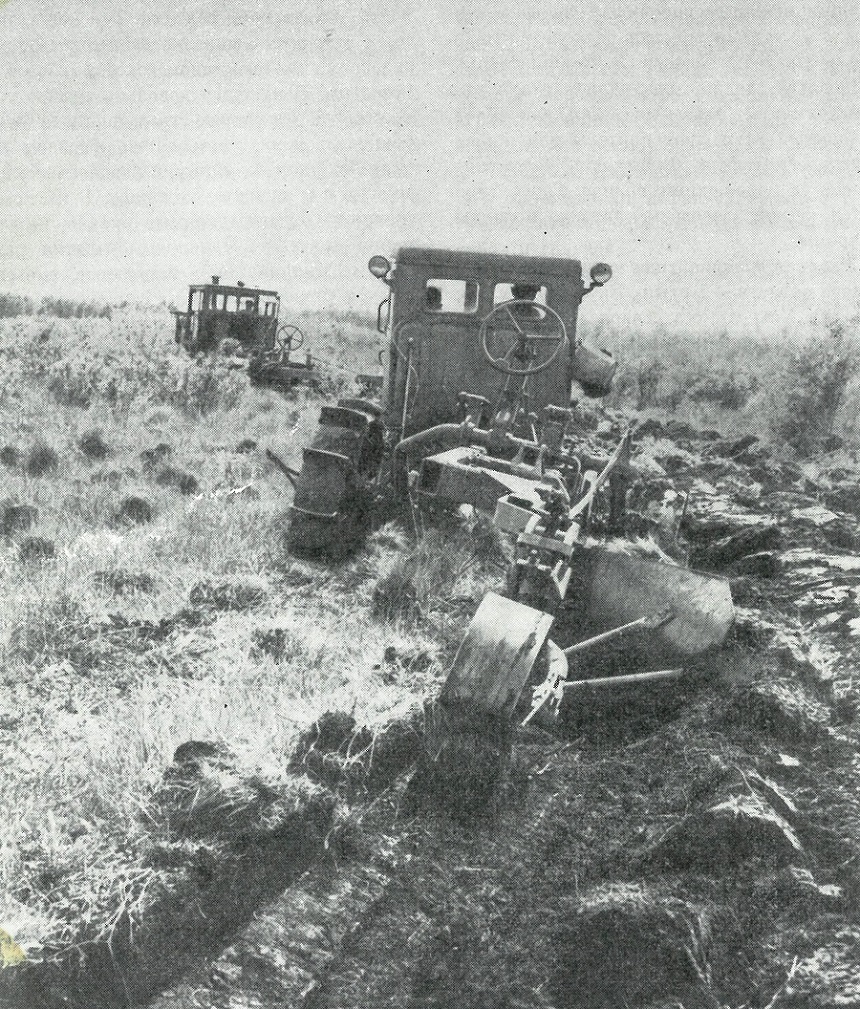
[0,308,430,964]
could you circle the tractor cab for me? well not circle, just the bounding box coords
[369,248,616,439]
[172,276,280,353]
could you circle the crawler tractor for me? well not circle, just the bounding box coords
[284,247,734,728]
[173,277,282,354]
[173,276,313,388]
[287,248,619,551]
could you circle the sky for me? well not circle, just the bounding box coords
[1,0,858,332]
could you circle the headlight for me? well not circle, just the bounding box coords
[368,255,392,280]
[589,263,612,286]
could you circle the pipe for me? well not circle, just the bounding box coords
[563,668,683,690]
[265,448,299,489]
[393,422,473,458]
[562,613,668,657]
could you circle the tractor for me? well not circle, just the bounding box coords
[172,277,282,354]
[172,276,313,388]
[282,247,734,736]
[286,248,619,553]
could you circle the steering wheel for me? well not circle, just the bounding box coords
[276,324,305,355]
[480,300,567,376]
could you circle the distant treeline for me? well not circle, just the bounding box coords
[0,293,114,319]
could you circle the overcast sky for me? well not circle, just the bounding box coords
[1,0,858,332]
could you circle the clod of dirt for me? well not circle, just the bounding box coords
[730,576,769,607]
[154,466,200,496]
[1,502,38,537]
[235,438,258,454]
[551,882,710,1009]
[167,740,234,778]
[820,521,860,552]
[730,551,782,578]
[753,866,844,915]
[824,485,860,520]
[290,711,422,793]
[380,644,435,679]
[645,792,804,872]
[18,536,56,563]
[78,429,110,460]
[705,433,760,459]
[690,523,784,571]
[92,568,155,595]
[783,928,860,1007]
[140,443,173,471]
[699,759,800,824]
[723,679,833,745]
[114,496,154,526]
[0,445,20,468]
[25,443,59,477]
[153,739,335,843]
[188,577,268,612]
[290,712,368,787]
[405,701,514,817]
[633,417,666,439]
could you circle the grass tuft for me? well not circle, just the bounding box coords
[114,496,154,526]
[25,443,59,477]
[77,429,111,460]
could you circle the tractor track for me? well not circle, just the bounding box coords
[145,738,607,1009]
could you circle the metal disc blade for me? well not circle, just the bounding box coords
[442,592,554,718]
[577,548,735,659]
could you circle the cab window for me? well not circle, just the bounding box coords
[424,279,479,314]
[493,283,548,308]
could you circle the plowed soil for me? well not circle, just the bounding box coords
[146,420,860,1009]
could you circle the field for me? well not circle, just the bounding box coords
[1,303,860,1007]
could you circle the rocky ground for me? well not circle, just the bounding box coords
[6,415,860,1009]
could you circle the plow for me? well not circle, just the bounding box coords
[276,247,735,768]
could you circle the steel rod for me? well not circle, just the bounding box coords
[562,616,650,656]
[563,668,683,690]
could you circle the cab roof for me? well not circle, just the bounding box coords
[395,247,583,280]
[189,283,279,298]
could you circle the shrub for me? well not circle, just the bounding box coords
[0,445,20,468]
[688,373,759,411]
[1,503,38,537]
[768,318,859,456]
[38,296,111,319]
[154,466,200,496]
[636,360,665,410]
[0,293,35,318]
[18,536,56,563]
[140,443,173,470]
